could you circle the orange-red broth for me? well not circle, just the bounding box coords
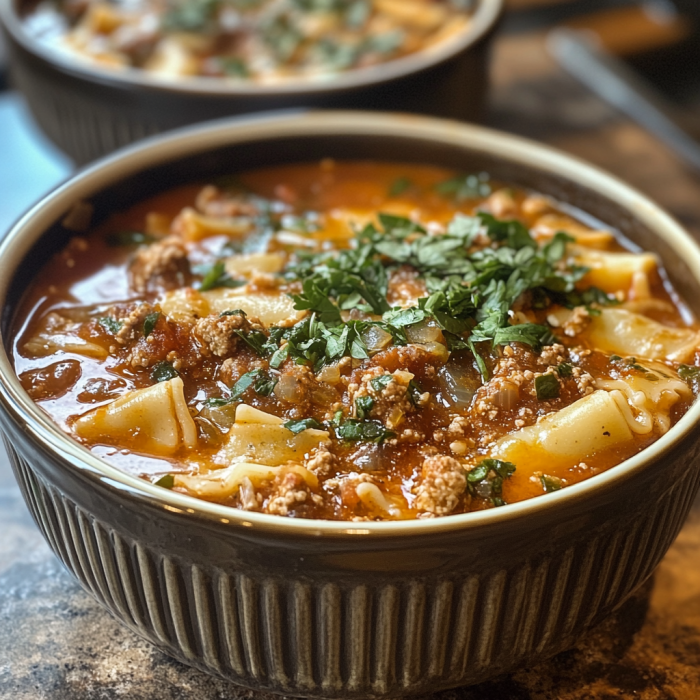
[12,162,700,520]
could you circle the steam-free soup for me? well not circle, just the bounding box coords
[12,161,700,520]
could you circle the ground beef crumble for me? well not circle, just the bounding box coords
[130,236,190,293]
[194,312,263,358]
[413,454,468,516]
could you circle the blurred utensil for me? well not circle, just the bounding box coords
[549,27,700,174]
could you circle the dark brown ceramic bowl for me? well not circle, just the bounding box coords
[2,111,700,698]
[0,0,502,165]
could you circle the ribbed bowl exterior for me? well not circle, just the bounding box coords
[4,417,700,697]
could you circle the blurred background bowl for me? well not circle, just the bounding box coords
[0,0,503,164]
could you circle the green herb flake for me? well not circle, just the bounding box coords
[466,459,516,507]
[355,395,374,420]
[230,370,262,401]
[151,362,179,383]
[535,374,560,401]
[557,362,574,378]
[284,417,325,434]
[199,261,246,291]
[435,173,491,200]
[370,375,393,393]
[389,176,412,197]
[98,316,122,334]
[154,474,175,489]
[106,230,156,247]
[335,419,395,444]
[679,364,700,383]
[540,474,563,493]
[143,311,161,338]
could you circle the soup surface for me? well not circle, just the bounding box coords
[12,161,700,520]
[24,0,474,82]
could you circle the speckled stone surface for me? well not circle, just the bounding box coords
[4,15,700,700]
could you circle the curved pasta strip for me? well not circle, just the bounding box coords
[356,482,403,518]
[597,367,691,435]
[174,207,255,241]
[174,462,317,501]
[491,390,634,475]
[218,405,329,466]
[73,377,197,455]
[586,308,700,363]
[24,312,108,360]
[202,288,306,327]
[225,253,286,277]
[572,246,657,298]
[160,288,210,323]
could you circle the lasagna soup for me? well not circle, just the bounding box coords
[24,0,475,82]
[12,161,700,520]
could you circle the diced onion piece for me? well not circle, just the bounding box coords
[73,377,197,456]
[406,320,443,345]
[202,289,306,327]
[234,404,284,425]
[438,362,479,408]
[316,364,341,385]
[493,381,519,410]
[225,252,286,277]
[415,341,449,363]
[274,374,305,404]
[361,325,393,354]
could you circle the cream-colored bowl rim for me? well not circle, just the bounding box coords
[2,110,700,538]
[0,0,502,96]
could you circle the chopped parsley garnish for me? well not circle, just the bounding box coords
[335,419,395,444]
[407,379,424,407]
[679,364,700,383]
[535,374,560,401]
[370,375,393,393]
[467,458,516,507]
[268,208,613,381]
[143,311,161,338]
[154,474,175,489]
[199,261,246,291]
[355,395,374,419]
[557,362,574,378]
[206,369,278,406]
[540,474,563,493]
[106,230,156,247]
[151,362,179,383]
[435,173,491,200]
[389,176,412,197]
[230,370,263,401]
[284,417,325,434]
[98,316,122,334]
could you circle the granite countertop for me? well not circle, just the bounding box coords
[3,14,700,700]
